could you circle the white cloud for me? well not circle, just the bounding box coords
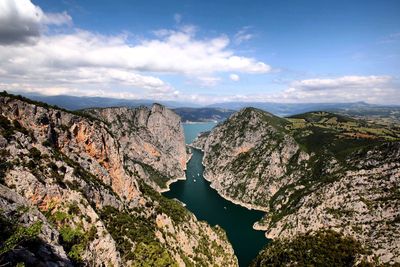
[42,11,72,26]
[278,75,399,104]
[174,13,182,24]
[0,28,270,92]
[234,27,254,45]
[290,75,392,91]
[174,75,399,105]
[0,0,271,99]
[195,76,221,87]
[229,73,240,81]
[380,32,400,44]
[0,0,71,45]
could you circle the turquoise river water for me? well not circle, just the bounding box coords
[163,122,269,266]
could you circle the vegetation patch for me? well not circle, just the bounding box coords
[132,160,171,189]
[0,213,43,257]
[140,181,189,224]
[250,229,370,267]
[99,206,176,265]
[58,224,96,264]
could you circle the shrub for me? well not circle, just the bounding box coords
[139,181,189,224]
[0,219,43,256]
[29,147,41,161]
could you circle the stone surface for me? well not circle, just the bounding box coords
[86,105,187,191]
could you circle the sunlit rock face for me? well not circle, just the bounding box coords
[86,104,187,191]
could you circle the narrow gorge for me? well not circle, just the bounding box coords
[1,92,399,266]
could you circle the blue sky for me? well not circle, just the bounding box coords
[0,0,399,103]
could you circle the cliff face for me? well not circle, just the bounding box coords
[261,142,400,263]
[195,108,400,264]
[193,108,310,209]
[86,105,187,192]
[0,93,237,267]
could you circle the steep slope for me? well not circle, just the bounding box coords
[192,108,309,210]
[85,105,187,191]
[0,92,237,267]
[250,229,370,267]
[194,108,400,264]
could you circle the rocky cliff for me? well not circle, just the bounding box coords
[85,105,187,192]
[0,92,237,267]
[194,108,400,264]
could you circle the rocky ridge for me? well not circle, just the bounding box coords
[0,92,237,267]
[85,105,187,192]
[193,107,400,264]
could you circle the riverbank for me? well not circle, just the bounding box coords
[201,161,269,213]
[200,156,271,235]
[159,176,187,193]
[159,146,194,193]
[182,121,219,124]
[162,148,269,266]
[189,145,269,213]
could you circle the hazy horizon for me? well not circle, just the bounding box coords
[8,90,400,107]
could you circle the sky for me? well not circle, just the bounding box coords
[0,0,399,104]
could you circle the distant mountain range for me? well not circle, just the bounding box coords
[9,92,400,122]
[207,101,387,116]
[173,107,235,122]
[22,93,201,110]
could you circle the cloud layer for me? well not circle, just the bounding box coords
[0,0,271,99]
[282,76,398,103]
[214,75,399,104]
[0,0,71,45]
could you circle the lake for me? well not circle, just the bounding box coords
[163,122,269,266]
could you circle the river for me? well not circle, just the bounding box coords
[163,122,269,266]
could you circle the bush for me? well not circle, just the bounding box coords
[29,147,41,161]
[0,115,14,140]
[0,219,43,256]
[59,224,96,265]
[139,181,189,224]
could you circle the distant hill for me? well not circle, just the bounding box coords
[173,107,235,122]
[207,101,375,116]
[331,105,400,125]
[20,93,200,110]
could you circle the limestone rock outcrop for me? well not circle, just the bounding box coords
[86,105,187,192]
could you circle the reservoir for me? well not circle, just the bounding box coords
[163,122,269,266]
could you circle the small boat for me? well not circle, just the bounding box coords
[173,198,186,207]
[224,206,227,210]
[197,173,200,176]
[193,179,197,182]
